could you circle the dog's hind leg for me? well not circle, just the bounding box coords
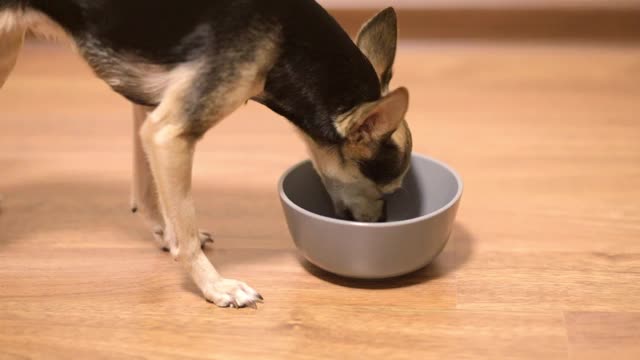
[132,104,213,250]
[131,104,168,249]
[0,11,25,207]
[0,16,24,89]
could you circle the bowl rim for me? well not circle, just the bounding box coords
[278,153,464,228]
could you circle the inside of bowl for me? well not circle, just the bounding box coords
[282,156,460,222]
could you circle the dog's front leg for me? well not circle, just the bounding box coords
[139,110,261,308]
[132,104,213,250]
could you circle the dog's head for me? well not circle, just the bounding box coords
[304,8,412,222]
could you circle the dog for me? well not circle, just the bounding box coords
[0,0,412,308]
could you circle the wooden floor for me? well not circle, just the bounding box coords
[1,42,639,359]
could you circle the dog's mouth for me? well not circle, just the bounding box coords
[341,203,387,223]
[343,208,355,221]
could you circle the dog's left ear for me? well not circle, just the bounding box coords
[339,87,409,158]
[356,7,398,92]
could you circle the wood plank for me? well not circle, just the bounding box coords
[566,312,640,360]
[0,309,568,360]
[2,41,640,358]
[0,244,563,360]
[0,247,462,360]
[457,252,640,311]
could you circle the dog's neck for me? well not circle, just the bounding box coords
[256,1,381,145]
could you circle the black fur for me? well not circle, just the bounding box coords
[19,0,381,144]
[0,0,24,9]
[256,0,381,144]
[359,130,412,186]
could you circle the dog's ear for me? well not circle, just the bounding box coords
[356,7,398,92]
[340,87,409,157]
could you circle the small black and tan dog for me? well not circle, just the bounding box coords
[0,0,412,308]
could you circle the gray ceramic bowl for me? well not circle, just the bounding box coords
[278,154,463,279]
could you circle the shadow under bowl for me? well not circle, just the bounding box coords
[279,154,463,279]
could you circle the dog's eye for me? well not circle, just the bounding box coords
[359,141,402,185]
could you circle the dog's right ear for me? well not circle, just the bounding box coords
[356,7,398,92]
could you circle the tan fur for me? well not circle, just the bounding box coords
[107,61,198,109]
[133,104,215,250]
[0,9,24,88]
[132,104,168,248]
[336,88,408,140]
[1,8,70,88]
[1,8,70,41]
[391,120,409,150]
[299,131,361,184]
[0,8,21,34]
[140,98,261,307]
[0,27,23,88]
[381,119,411,194]
[23,12,70,42]
[3,5,406,303]
[355,7,397,91]
[334,101,378,138]
[197,37,279,129]
[335,105,377,160]
[2,6,271,307]
[147,62,204,126]
[356,27,387,83]
[308,86,410,222]
[136,38,277,307]
[299,131,384,222]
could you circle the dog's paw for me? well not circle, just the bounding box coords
[198,231,214,249]
[203,278,263,309]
